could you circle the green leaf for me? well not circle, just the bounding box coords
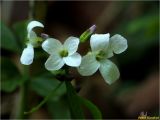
[1,21,19,52]
[65,81,85,119]
[12,20,28,49]
[25,82,63,114]
[47,98,70,119]
[78,96,102,119]
[30,76,66,101]
[2,77,24,92]
[1,57,24,92]
[115,13,159,65]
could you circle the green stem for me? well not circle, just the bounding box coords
[16,66,29,119]
[16,83,28,118]
[24,82,63,114]
[29,0,35,20]
[16,0,35,118]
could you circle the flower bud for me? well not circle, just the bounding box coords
[80,24,96,43]
[41,33,49,39]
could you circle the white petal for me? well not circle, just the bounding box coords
[90,33,110,52]
[103,44,114,58]
[77,53,100,76]
[27,21,44,33]
[28,31,37,41]
[42,38,62,54]
[99,59,120,85]
[110,34,128,54]
[63,52,81,67]
[63,36,79,55]
[45,53,64,71]
[20,44,34,65]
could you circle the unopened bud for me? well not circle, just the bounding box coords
[80,24,96,43]
[89,24,96,33]
[41,33,49,39]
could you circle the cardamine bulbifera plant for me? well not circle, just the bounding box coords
[20,20,128,118]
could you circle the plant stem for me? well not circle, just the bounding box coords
[15,0,35,118]
[29,0,35,20]
[24,82,63,114]
[16,83,28,118]
[15,66,29,119]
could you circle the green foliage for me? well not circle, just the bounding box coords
[115,13,158,65]
[65,81,102,119]
[47,98,70,119]
[127,15,158,36]
[29,79,102,119]
[1,57,25,92]
[30,76,66,101]
[65,81,85,119]
[12,20,28,49]
[1,20,28,53]
[78,96,102,119]
[24,82,63,114]
[126,14,158,49]
[1,22,20,52]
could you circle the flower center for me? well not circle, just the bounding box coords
[96,50,106,61]
[59,49,68,57]
[30,37,43,47]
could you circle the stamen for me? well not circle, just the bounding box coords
[96,50,105,61]
[59,50,68,57]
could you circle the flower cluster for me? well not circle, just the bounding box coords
[20,21,128,85]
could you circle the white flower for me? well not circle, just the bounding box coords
[20,21,44,65]
[78,33,128,85]
[20,43,34,65]
[42,37,82,71]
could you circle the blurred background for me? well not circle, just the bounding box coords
[1,1,159,119]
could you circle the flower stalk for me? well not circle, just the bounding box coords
[15,66,29,119]
[16,0,36,118]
